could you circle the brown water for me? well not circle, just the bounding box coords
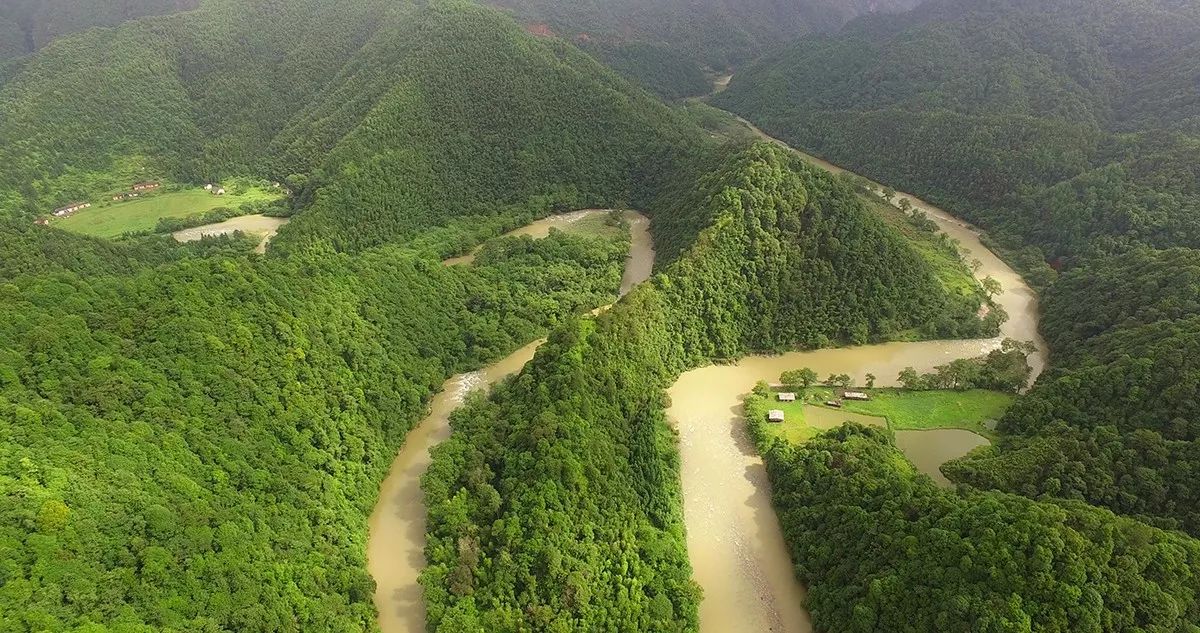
[171,214,289,254]
[367,210,653,633]
[895,429,991,487]
[669,112,1047,633]
[366,340,541,632]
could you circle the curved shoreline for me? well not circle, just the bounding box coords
[367,209,654,633]
[670,113,1047,632]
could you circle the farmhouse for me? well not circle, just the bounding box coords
[131,181,160,192]
[204,184,213,191]
[843,391,871,401]
[215,188,226,195]
[777,392,797,402]
[825,400,843,408]
[34,218,48,226]
[52,202,91,217]
[111,191,140,201]
[767,409,785,423]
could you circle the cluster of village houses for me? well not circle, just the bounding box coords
[110,180,163,201]
[44,181,162,223]
[767,390,872,423]
[40,180,278,226]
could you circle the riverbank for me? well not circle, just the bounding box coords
[367,209,655,633]
[669,113,1046,633]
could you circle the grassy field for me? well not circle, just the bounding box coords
[563,211,628,239]
[762,387,1012,443]
[761,399,887,444]
[55,186,281,238]
[864,196,982,300]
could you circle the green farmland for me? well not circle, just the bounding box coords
[54,186,281,238]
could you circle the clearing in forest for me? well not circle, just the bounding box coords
[54,185,282,238]
[761,386,1011,445]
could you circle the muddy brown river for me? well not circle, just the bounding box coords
[365,120,1046,632]
[367,209,654,632]
[668,112,1047,633]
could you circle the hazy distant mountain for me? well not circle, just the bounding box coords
[0,0,198,60]
[486,0,924,97]
[717,0,1200,257]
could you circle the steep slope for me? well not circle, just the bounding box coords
[719,0,1200,558]
[421,143,990,630]
[0,1,717,631]
[0,0,198,60]
[268,2,704,252]
[716,0,1200,259]
[0,0,706,256]
[947,249,1200,535]
[486,0,923,98]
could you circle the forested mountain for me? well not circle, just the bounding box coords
[716,0,1200,261]
[486,0,922,98]
[0,0,718,630]
[0,0,198,60]
[0,218,635,631]
[5,0,1200,630]
[718,0,1200,618]
[946,248,1200,535]
[421,142,990,630]
[0,0,704,247]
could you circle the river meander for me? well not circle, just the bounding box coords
[364,118,1046,633]
[367,209,653,632]
[668,112,1048,633]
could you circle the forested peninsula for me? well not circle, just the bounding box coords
[714,0,1200,630]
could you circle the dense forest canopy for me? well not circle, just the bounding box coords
[0,0,198,60]
[422,142,989,630]
[3,0,1200,631]
[719,0,1200,627]
[0,0,706,247]
[750,422,1200,633]
[0,0,717,629]
[484,0,921,97]
[717,0,1200,262]
[947,248,1200,535]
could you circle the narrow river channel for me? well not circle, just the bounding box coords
[668,111,1048,633]
[367,209,654,632]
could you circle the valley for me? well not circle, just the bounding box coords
[667,137,1044,629]
[2,1,1199,632]
[369,209,655,632]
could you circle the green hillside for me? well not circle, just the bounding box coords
[753,423,1200,632]
[484,0,922,98]
[3,0,1200,631]
[0,0,198,60]
[716,1,1200,626]
[716,0,1200,261]
[421,142,991,630]
[0,1,712,630]
[0,0,708,255]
